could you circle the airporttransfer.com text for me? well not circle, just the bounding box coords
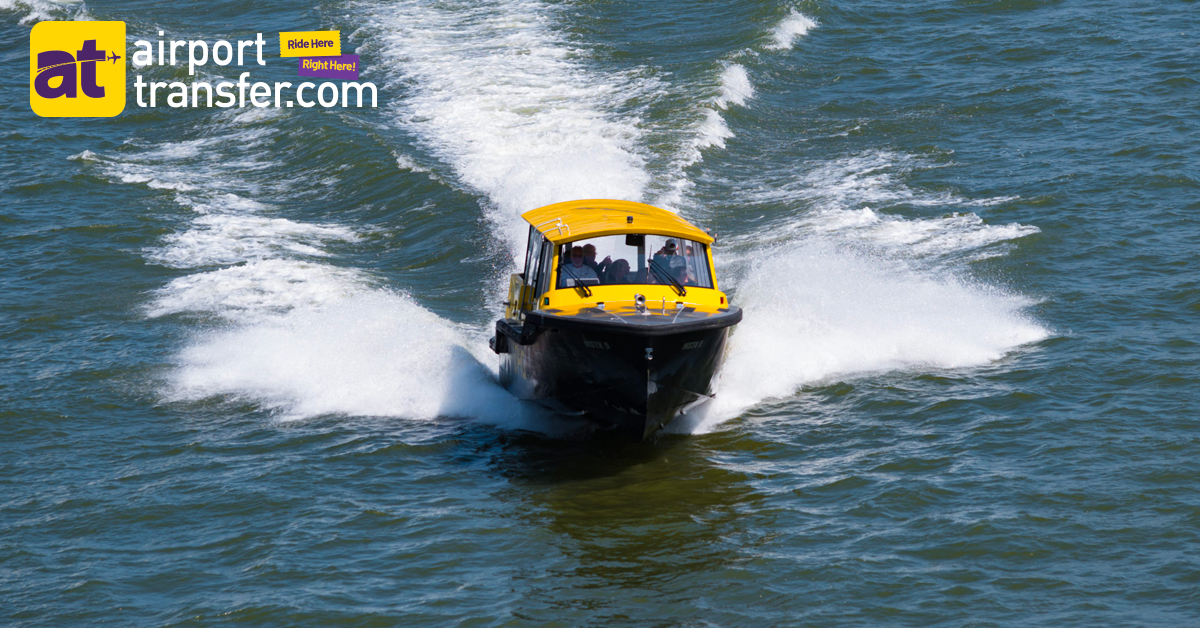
[134,73,376,109]
[132,32,376,108]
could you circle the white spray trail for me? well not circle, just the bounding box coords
[0,0,85,24]
[729,150,1037,259]
[659,10,818,208]
[678,150,1047,431]
[88,2,1046,435]
[671,241,1049,434]
[79,104,553,429]
[658,12,1048,432]
[119,0,660,432]
[173,292,551,427]
[693,63,755,156]
[359,0,653,256]
[765,9,819,51]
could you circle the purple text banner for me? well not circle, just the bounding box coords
[298,55,359,80]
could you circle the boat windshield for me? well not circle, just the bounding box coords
[555,234,714,289]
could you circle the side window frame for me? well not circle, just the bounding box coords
[522,226,542,283]
[535,239,555,300]
[688,243,713,288]
[519,227,544,312]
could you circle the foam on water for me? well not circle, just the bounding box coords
[659,13,816,208]
[146,259,366,321]
[0,0,81,23]
[147,213,360,269]
[765,9,819,51]
[676,146,1043,429]
[666,149,1045,432]
[804,207,1037,257]
[73,96,555,431]
[731,150,1037,257]
[695,149,1047,430]
[169,290,563,431]
[85,1,1041,436]
[716,63,755,109]
[392,152,429,174]
[357,0,653,255]
[692,110,734,157]
[692,64,755,156]
[111,113,374,326]
[784,151,978,210]
[66,149,99,161]
[659,63,758,207]
[671,241,1050,433]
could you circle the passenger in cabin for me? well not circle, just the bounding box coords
[558,245,598,287]
[683,245,700,280]
[606,259,632,284]
[582,243,611,277]
[669,256,695,286]
[649,240,679,283]
[655,239,679,257]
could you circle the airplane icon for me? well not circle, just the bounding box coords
[37,51,123,73]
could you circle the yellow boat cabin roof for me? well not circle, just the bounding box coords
[520,199,713,245]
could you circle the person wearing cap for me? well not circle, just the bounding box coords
[650,239,679,277]
[655,239,679,257]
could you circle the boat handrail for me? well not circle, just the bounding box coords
[534,218,570,238]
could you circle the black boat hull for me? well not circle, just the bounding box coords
[494,308,741,439]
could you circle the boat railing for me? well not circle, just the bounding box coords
[533,217,570,238]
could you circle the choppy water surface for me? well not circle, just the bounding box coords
[2,0,1198,625]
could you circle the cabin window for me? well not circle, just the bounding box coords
[535,238,555,297]
[523,226,543,288]
[554,234,713,289]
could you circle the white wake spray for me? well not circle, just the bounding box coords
[673,150,1046,431]
[657,12,1048,431]
[87,0,658,434]
[171,291,557,430]
[660,10,819,208]
[82,101,549,429]
[82,0,1048,437]
[693,63,755,155]
[731,150,1038,259]
[358,0,653,257]
[670,241,1049,433]
[765,9,820,51]
[0,0,85,24]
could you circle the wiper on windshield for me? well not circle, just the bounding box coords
[647,258,687,297]
[559,264,593,297]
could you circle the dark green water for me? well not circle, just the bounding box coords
[2,0,1198,625]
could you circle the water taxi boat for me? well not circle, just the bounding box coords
[490,199,742,439]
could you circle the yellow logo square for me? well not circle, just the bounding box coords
[30,21,126,117]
